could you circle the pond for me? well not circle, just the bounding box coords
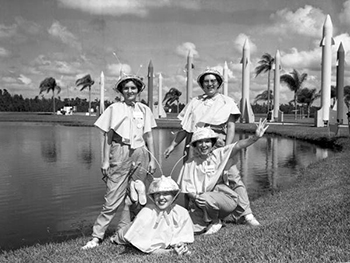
[0,122,335,251]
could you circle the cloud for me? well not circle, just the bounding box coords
[280,47,321,71]
[18,74,32,85]
[234,33,257,54]
[48,21,82,50]
[175,42,199,58]
[266,5,326,38]
[339,0,350,25]
[0,46,10,57]
[107,63,132,76]
[58,0,200,17]
[0,23,17,38]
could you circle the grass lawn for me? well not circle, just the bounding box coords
[0,113,349,262]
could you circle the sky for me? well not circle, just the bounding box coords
[1,0,350,105]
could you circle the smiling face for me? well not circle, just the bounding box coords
[195,138,214,157]
[202,74,220,98]
[121,80,139,104]
[153,191,176,210]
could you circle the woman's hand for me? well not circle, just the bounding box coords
[194,194,206,208]
[164,144,175,159]
[255,118,269,138]
[101,161,110,176]
[174,243,191,255]
[148,159,156,175]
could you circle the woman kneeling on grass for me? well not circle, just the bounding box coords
[111,175,194,255]
[177,119,269,235]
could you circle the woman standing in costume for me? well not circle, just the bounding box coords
[82,75,157,249]
[164,68,260,226]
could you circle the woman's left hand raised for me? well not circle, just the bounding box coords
[255,118,269,138]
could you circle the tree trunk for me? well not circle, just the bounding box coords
[52,92,56,114]
[294,93,297,120]
[267,70,271,113]
[88,86,91,116]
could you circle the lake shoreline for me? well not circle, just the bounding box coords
[1,112,349,262]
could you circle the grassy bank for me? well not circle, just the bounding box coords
[1,114,349,262]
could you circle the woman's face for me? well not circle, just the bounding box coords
[202,74,220,98]
[195,138,214,157]
[153,191,175,210]
[122,81,139,103]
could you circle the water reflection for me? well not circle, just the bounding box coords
[0,123,335,251]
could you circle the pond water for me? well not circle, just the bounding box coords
[0,122,335,251]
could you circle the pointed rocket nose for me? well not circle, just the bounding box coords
[243,38,250,50]
[324,14,333,28]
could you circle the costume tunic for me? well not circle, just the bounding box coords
[92,101,157,240]
[177,144,240,232]
[178,94,240,134]
[116,203,194,253]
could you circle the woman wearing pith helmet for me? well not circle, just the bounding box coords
[177,120,268,234]
[164,68,260,227]
[82,74,157,249]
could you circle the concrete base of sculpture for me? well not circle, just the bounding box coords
[153,105,167,119]
[329,101,348,125]
[314,107,329,127]
[273,110,284,122]
[239,99,255,123]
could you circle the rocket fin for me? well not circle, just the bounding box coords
[320,38,325,47]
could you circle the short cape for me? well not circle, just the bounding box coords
[94,102,156,149]
[124,203,194,253]
[177,143,237,194]
[178,94,241,133]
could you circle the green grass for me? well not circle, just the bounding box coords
[0,114,350,262]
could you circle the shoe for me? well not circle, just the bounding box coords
[134,180,147,205]
[129,181,138,203]
[110,235,118,245]
[81,238,100,250]
[204,220,222,235]
[244,214,260,226]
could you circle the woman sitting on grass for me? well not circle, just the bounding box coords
[111,175,194,255]
[177,119,268,234]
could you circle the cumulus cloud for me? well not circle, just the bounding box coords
[48,21,82,50]
[107,63,132,76]
[280,47,321,71]
[339,0,350,25]
[234,34,257,54]
[18,74,32,85]
[58,0,200,17]
[0,23,17,38]
[266,5,326,38]
[175,42,199,58]
[0,46,10,57]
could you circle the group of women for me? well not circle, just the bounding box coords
[81,68,267,253]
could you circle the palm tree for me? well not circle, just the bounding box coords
[39,77,61,113]
[254,90,273,104]
[344,85,350,109]
[255,53,275,112]
[280,69,308,120]
[163,87,182,113]
[330,85,337,107]
[296,88,321,118]
[76,74,95,115]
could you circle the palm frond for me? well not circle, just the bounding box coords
[76,74,95,91]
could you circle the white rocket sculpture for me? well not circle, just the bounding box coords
[156,73,166,119]
[240,38,255,123]
[99,71,105,115]
[186,49,193,103]
[273,50,283,122]
[223,61,228,96]
[316,14,335,127]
